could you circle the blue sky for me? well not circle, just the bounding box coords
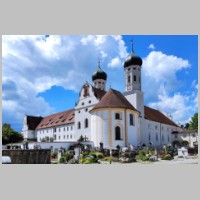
[2,35,198,132]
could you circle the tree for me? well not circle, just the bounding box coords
[189,113,198,130]
[2,123,24,145]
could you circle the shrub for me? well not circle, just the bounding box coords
[6,144,11,149]
[59,156,66,163]
[161,154,172,160]
[136,150,149,161]
[96,152,104,159]
[103,156,118,162]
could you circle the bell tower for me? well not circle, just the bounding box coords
[124,41,142,92]
[123,41,144,118]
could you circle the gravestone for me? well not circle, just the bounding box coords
[74,147,81,162]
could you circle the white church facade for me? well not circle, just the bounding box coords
[22,45,180,149]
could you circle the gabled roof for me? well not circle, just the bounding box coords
[91,88,138,112]
[36,109,75,129]
[27,116,43,130]
[144,106,179,127]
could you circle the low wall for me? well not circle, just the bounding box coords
[2,149,51,164]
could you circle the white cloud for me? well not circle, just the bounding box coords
[148,86,194,124]
[2,35,128,130]
[108,57,122,68]
[148,44,155,50]
[142,51,190,95]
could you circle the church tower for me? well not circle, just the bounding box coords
[123,41,144,118]
[92,60,107,91]
[124,41,142,92]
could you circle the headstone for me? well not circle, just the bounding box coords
[74,147,81,162]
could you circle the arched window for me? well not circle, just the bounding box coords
[134,75,136,81]
[85,118,88,128]
[128,75,131,83]
[115,113,120,120]
[115,126,121,140]
[78,122,81,129]
[130,114,134,125]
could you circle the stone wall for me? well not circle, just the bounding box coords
[2,149,51,164]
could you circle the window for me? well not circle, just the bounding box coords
[85,118,88,128]
[64,135,65,139]
[149,133,151,141]
[71,126,73,130]
[88,100,91,104]
[193,134,195,137]
[98,81,101,84]
[115,126,121,140]
[128,68,131,71]
[156,133,158,141]
[67,135,69,139]
[115,113,121,120]
[54,128,56,132]
[78,122,81,129]
[82,102,84,106]
[155,125,157,129]
[130,114,134,125]
[128,75,131,83]
[175,134,178,139]
[78,110,81,113]
[134,75,136,81]
[70,135,72,139]
[85,108,88,112]
[162,134,164,141]
[58,136,60,140]
[54,134,56,140]
[67,127,69,131]
[59,128,60,132]
[47,130,48,133]
[133,67,136,70]
[63,127,65,131]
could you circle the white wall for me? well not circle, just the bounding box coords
[75,83,100,141]
[36,124,75,142]
[143,119,179,147]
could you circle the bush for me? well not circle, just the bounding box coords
[136,150,149,161]
[6,144,11,149]
[59,156,66,163]
[103,156,118,162]
[161,154,172,160]
[63,151,74,162]
[96,152,104,159]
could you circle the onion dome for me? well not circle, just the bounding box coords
[92,61,107,81]
[124,41,143,68]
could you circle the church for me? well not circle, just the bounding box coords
[22,45,180,149]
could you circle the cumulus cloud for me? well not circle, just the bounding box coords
[2,35,128,130]
[142,51,191,99]
[148,44,155,50]
[108,57,122,68]
[142,50,196,124]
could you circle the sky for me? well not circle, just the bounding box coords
[2,35,198,132]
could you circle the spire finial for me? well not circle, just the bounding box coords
[131,39,134,53]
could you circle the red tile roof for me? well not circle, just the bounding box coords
[144,106,179,127]
[172,130,197,134]
[27,116,43,130]
[91,88,138,112]
[36,109,75,129]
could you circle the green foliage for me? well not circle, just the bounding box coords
[136,150,149,161]
[103,156,118,162]
[59,156,66,163]
[2,123,24,145]
[189,113,198,130]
